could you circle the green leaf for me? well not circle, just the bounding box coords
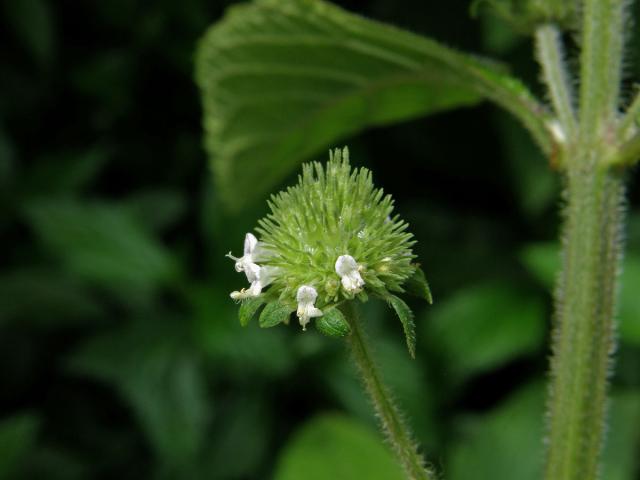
[315,307,350,337]
[239,297,265,327]
[2,0,55,67]
[386,295,416,358]
[0,269,103,327]
[120,189,186,233]
[521,243,640,346]
[196,0,550,210]
[601,390,640,480]
[259,301,292,328]
[273,414,405,480]
[404,267,433,304]
[425,282,545,382]
[66,319,209,471]
[24,199,175,297]
[0,413,40,480]
[447,382,545,480]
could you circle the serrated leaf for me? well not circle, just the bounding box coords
[315,308,350,337]
[259,301,292,328]
[239,297,265,327]
[273,414,405,480]
[196,0,550,210]
[404,267,433,304]
[386,295,416,358]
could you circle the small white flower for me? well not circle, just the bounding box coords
[335,255,365,294]
[226,233,269,273]
[296,285,323,330]
[230,264,278,301]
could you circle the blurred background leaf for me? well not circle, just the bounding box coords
[273,413,406,480]
[424,282,545,384]
[0,413,40,480]
[521,243,640,346]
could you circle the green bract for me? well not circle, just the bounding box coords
[227,147,431,347]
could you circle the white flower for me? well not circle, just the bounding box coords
[335,255,365,294]
[296,285,323,330]
[226,233,263,273]
[230,264,278,301]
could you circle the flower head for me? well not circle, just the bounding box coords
[227,147,429,335]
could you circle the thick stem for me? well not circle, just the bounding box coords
[544,155,625,480]
[342,303,434,480]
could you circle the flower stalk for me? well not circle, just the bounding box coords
[342,302,434,480]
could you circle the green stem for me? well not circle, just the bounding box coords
[544,155,625,480]
[342,303,434,480]
[607,132,640,169]
[619,89,640,138]
[578,0,625,135]
[535,24,576,138]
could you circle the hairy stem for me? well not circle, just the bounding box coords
[343,303,434,480]
[544,155,625,480]
[619,89,640,139]
[535,24,576,138]
[579,0,625,135]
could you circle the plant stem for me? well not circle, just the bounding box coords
[578,0,625,135]
[544,155,625,480]
[342,303,434,480]
[619,89,640,138]
[535,24,576,138]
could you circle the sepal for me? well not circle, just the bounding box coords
[259,301,293,328]
[386,294,417,359]
[238,297,265,327]
[315,308,351,338]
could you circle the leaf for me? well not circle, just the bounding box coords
[386,295,416,358]
[315,307,350,337]
[425,282,545,382]
[196,0,550,210]
[24,199,175,297]
[259,301,292,328]
[120,189,186,233]
[521,242,640,346]
[0,413,40,480]
[0,268,103,327]
[239,297,265,326]
[447,382,545,480]
[66,319,209,470]
[273,414,405,480]
[2,0,55,67]
[601,390,640,480]
[24,147,108,195]
[404,267,433,304]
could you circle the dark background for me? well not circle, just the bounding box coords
[1,0,640,479]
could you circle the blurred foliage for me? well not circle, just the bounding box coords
[1,0,639,479]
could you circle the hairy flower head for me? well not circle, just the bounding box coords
[227,147,431,345]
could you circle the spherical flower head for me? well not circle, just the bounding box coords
[227,147,431,342]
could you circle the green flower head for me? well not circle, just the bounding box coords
[227,147,431,347]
